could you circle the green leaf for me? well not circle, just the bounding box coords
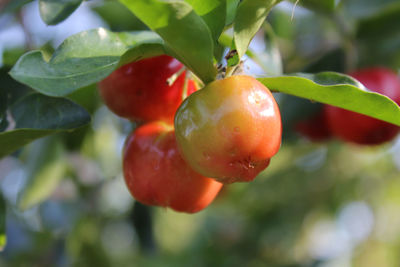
[185,0,227,61]
[0,93,90,158]
[0,129,54,157]
[39,0,83,25]
[0,0,33,14]
[356,3,400,68]
[67,84,100,114]
[295,0,337,12]
[257,72,400,126]
[18,137,66,210]
[233,0,278,61]
[0,67,32,122]
[343,0,399,19]
[268,8,294,40]
[92,1,148,31]
[0,192,6,251]
[120,0,216,83]
[2,48,26,67]
[226,0,240,26]
[185,0,226,42]
[357,3,400,40]
[10,29,165,97]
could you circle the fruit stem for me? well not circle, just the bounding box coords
[225,65,237,78]
[182,72,190,101]
[167,66,186,86]
[191,73,204,88]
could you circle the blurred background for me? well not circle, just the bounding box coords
[1,0,400,266]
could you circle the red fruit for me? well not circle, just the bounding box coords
[123,122,223,213]
[324,67,400,145]
[295,112,332,142]
[98,55,196,122]
[174,75,282,184]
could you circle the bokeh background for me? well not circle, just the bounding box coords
[1,0,400,266]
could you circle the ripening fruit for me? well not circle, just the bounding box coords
[98,55,196,122]
[175,75,282,184]
[123,122,223,213]
[324,67,400,145]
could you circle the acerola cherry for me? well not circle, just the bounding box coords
[174,75,282,184]
[324,67,400,145]
[98,55,196,122]
[123,122,223,213]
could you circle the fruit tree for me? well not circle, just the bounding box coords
[0,0,400,266]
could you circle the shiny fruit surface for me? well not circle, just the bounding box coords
[98,55,196,122]
[123,122,223,213]
[175,75,282,184]
[324,67,400,145]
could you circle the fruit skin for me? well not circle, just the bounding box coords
[174,75,282,184]
[123,122,223,213]
[295,111,332,142]
[98,55,196,122]
[324,67,400,145]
